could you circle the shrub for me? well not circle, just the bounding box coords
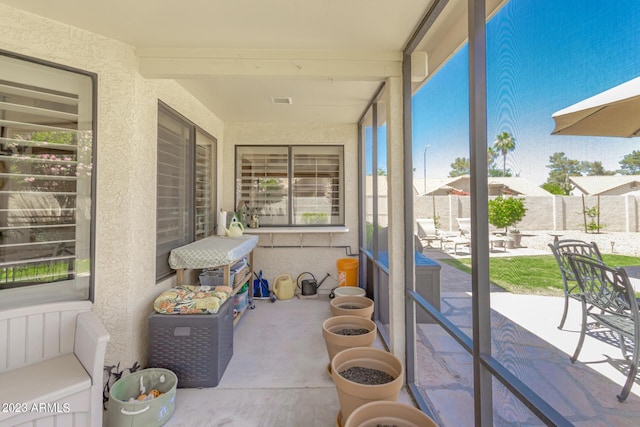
[488,196,526,232]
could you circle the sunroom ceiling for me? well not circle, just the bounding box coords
[1,0,434,123]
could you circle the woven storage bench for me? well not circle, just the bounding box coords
[147,297,233,388]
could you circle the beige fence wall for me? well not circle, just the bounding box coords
[415,195,640,233]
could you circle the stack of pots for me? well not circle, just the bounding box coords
[323,295,376,375]
[321,292,438,426]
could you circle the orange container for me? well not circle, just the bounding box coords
[337,258,359,287]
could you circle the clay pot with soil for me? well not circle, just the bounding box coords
[331,347,404,425]
[343,400,438,427]
[322,315,377,376]
[330,296,374,319]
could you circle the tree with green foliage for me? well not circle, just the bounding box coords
[449,157,470,177]
[448,150,510,178]
[580,160,615,176]
[377,168,387,176]
[488,196,526,233]
[540,182,565,195]
[545,152,581,195]
[488,146,510,177]
[618,150,640,175]
[493,131,516,177]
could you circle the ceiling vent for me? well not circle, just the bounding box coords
[271,97,293,105]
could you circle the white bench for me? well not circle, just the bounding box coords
[0,300,109,427]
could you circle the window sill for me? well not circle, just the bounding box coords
[244,226,349,234]
[243,226,349,248]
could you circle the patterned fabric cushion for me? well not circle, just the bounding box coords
[154,285,232,315]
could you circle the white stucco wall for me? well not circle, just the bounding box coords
[0,4,224,367]
[223,123,360,290]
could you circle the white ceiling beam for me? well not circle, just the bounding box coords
[137,48,402,80]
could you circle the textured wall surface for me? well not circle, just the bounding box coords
[223,122,359,288]
[0,4,224,367]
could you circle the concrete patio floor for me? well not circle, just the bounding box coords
[158,248,640,426]
[163,296,414,427]
[415,259,640,426]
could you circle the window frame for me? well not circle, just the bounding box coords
[396,1,572,425]
[156,101,217,282]
[234,144,345,227]
[0,49,97,308]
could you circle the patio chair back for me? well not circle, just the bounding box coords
[416,218,438,238]
[416,218,442,250]
[456,218,471,236]
[548,239,603,330]
[566,253,639,402]
[549,239,602,283]
[568,254,635,316]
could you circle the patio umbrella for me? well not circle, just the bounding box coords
[551,76,640,137]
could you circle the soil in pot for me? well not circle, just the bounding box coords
[336,328,370,335]
[331,347,404,422]
[322,315,377,377]
[339,366,394,385]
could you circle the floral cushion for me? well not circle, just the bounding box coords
[154,285,232,315]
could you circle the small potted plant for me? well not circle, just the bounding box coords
[488,196,526,248]
[508,227,522,248]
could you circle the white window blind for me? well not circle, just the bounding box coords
[235,145,344,226]
[236,146,289,226]
[292,146,343,225]
[0,53,95,308]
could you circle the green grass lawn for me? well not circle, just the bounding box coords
[440,254,640,296]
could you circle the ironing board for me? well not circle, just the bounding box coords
[169,235,258,286]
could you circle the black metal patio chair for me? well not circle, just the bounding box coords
[549,239,603,330]
[567,253,639,402]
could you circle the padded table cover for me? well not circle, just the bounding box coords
[168,234,258,270]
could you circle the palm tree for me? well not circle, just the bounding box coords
[493,131,516,177]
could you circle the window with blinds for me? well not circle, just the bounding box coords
[0,53,95,308]
[235,145,343,226]
[195,130,215,239]
[156,103,216,281]
[156,105,192,280]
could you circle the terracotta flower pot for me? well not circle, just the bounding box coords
[322,315,377,376]
[330,296,374,319]
[343,401,437,427]
[331,347,404,423]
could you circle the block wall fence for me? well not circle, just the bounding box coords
[414,195,640,233]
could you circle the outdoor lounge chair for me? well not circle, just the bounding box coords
[548,239,603,330]
[567,254,639,402]
[416,218,443,249]
[444,218,505,255]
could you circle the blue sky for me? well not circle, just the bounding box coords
[412,0,640,185]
